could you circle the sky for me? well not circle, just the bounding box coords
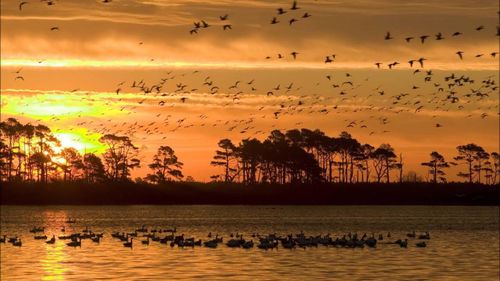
[1,0,499,181]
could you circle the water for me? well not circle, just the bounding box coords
[1,205,499,280]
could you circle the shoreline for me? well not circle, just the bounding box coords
[1,182,499,206]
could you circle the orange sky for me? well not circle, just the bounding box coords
[1,0,499,181]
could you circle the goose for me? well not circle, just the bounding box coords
[242,240,254,249]
[67,238,81,247]
[398,239,408,248]
[46,235,56,244]
[13,239,22,247]
[416,241,427,247]
[204,240,218,248]
[142,237,150,245]
[123,238,133,248]
[91,236,100,243]
[34,234,48,240]
[418,232,430,240]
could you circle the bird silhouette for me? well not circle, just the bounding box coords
[19,1,28,11]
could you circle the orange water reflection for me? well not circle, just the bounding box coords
[41,211,68,280]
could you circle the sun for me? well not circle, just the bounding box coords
[52,129,106,155]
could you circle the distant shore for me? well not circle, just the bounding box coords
[1,182,499,205]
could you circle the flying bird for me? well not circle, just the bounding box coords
[277,8,286,15]
[291,1,300,10]
[219,14,229,21]
[456,51,464,60]
[384,32,393,40]
[19,1,28,11]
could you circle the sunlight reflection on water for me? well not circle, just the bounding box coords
[1,205,499,280]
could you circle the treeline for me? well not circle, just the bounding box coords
[0,118,183,184]
[1,118,498,186]
[210,129,499,185]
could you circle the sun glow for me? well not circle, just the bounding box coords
[52,130,105,155]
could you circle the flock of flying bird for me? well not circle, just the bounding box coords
[8,0,500,154]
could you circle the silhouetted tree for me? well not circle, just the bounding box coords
[371,144,397,183]
[146,145,183,183]
[454,143,486,184]
[82,153,106,183]
[59,147,82,182]
[210,139,237,182]
[421,151,450,183]
[99,134,140,182]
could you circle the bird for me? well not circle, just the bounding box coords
[324,56,333,63]
[302,12,311,18]
[452,31,462,36]
[456,51,464,60]
[384,32,393,40]
[435,32,444,40]
[223,24,232,30]
[277,8,286,15]
[289,18,298,25]
[491,52,498,58]
[405,37,414,43]
[290,52,298,59]
[271,17,279,24]
[375,62,382,69]
[475,25,484,31]
[219,14,228,21]
[291,1,299,10]
[19,1,28,11]
[420,35,429,43]
[123,238,133,248]
[50,27,59,31]
[417,58,426,68]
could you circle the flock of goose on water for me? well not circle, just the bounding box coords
[1,224,431,250]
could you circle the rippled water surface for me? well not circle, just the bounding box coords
[1,205,499,280]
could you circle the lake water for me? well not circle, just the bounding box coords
[0,205,499,280]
